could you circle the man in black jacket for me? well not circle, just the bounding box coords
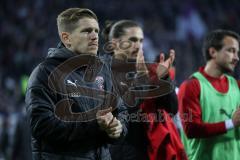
[25,8,127,160]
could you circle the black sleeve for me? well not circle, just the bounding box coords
[132,71,178,115]
[155,76,178,115]
[156,88,178,115]
[114,98,128,135]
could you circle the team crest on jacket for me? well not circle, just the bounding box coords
[95,76,104,90]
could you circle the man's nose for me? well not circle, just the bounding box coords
[134,41,143,51]
[134,41,140,49]
[234,52,239,61]
[89,31,98,40]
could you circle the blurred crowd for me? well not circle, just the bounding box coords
[1,0,240,159]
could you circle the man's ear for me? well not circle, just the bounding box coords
[209,47,217,59]
[61,32,71,47]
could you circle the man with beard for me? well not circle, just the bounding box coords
[178,29,240,160]
[102,20,187,160]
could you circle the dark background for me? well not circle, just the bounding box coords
[1,0,240,159]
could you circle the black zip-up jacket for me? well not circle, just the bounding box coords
[25,44,128,160]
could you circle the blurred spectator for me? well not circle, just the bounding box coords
[175,2,207,41]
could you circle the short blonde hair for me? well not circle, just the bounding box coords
[57,8,98,35]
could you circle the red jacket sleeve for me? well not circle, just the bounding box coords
[147,63,159,82]
[178,78,227,138]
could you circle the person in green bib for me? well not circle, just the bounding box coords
[178,29,240,160]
